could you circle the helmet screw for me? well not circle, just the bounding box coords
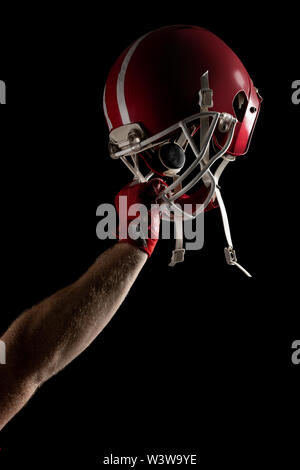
[218,113,233,133]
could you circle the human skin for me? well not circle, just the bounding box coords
[0,242,147,430]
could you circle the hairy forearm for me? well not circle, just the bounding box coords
[2,243,147,385]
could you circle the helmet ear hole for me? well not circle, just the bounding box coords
[233,91,248,122]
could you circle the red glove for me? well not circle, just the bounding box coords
[176,184,218,214]
[115,178,166,257]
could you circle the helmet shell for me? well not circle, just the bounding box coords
[103,25,262,156]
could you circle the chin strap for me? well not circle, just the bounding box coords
[168,71,252,276]
[214,158,252,278]
[168,216,185,266]
[168,175,185,266]
[167,157,252,277]
[199,71,214,189]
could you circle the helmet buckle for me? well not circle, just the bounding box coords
[199,71,214,109]
[224,246,237,265]
[168,248,185,267]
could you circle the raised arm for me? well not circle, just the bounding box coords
[0,179,163,430]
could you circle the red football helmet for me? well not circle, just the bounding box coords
[103,25,262,275]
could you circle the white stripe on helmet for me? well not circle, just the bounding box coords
[116,32,151,124]
[103,85,113,130]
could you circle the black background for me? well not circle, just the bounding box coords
[0,4,299,468]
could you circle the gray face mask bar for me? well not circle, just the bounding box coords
[108,72,252,277]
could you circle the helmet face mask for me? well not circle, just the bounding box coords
[107,100,237,219]
[103,25,262,275]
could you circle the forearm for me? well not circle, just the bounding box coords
[2,243,147,385]
[0,178,160,430]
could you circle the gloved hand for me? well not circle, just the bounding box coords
[176,184,218,214]
[115,178,166,257]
